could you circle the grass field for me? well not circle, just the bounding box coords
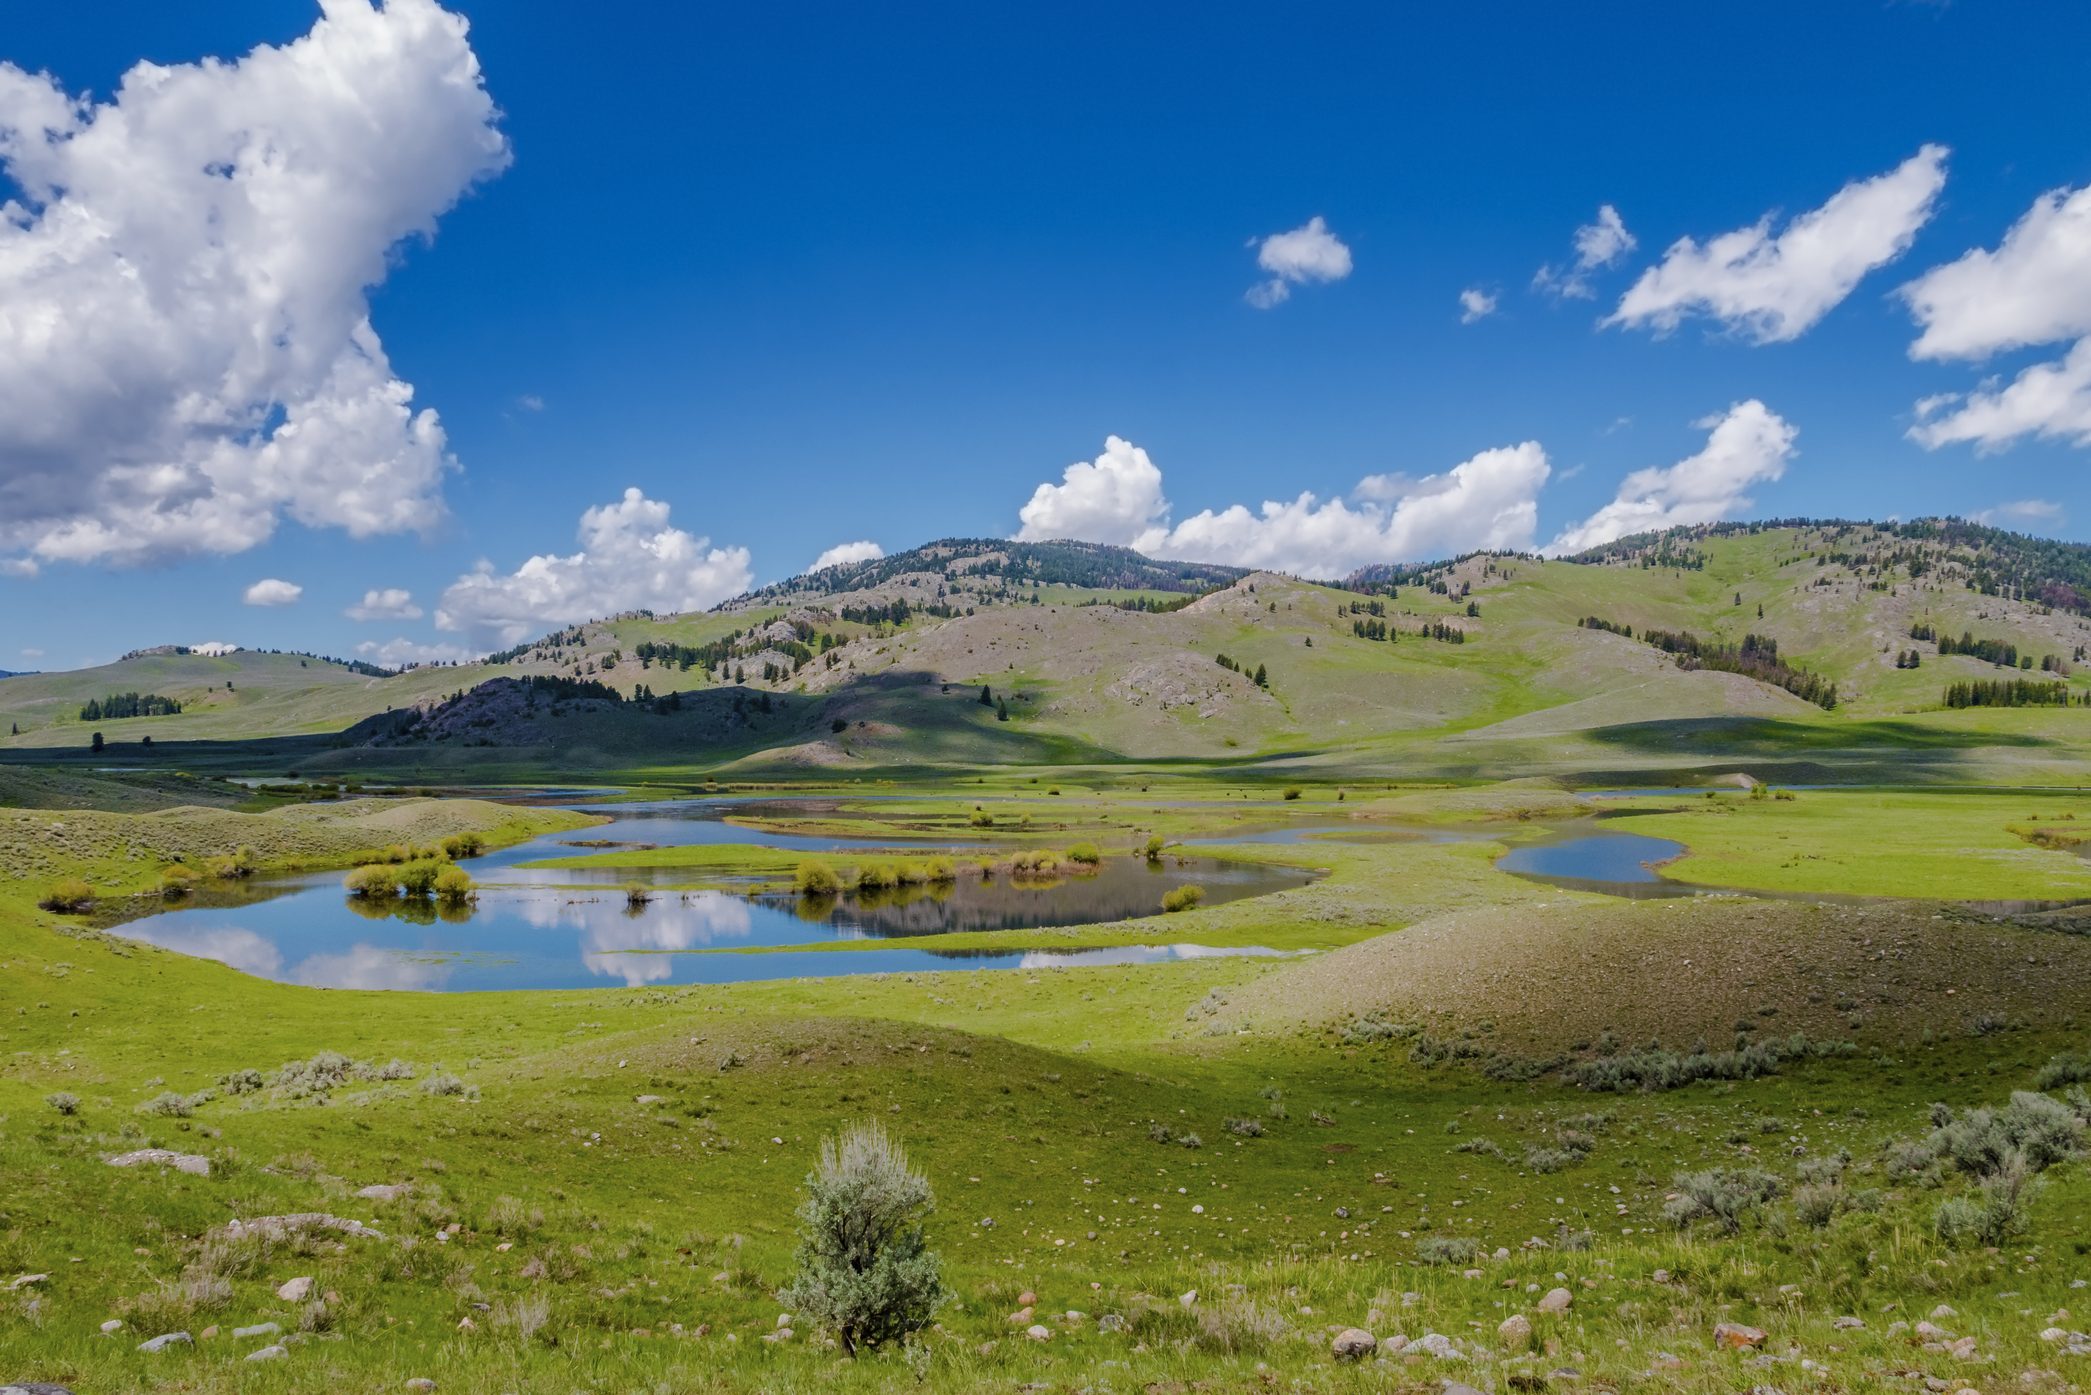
[9,774,2091,1392]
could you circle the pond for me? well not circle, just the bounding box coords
[108,797,1311,991]
[1496,832,1698,899]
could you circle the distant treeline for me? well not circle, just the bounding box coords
[1082,593,1201,614]
[1943,679,2083,709]
[80,692,182,720]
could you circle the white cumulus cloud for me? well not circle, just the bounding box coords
[809,540,884,573]
[1015,436,1551,578]
[1902,181,2091,452]
[1245,215,1353,308]
[1459,288,1499,323]
[1606,146,1947,344]
[436,488,754,648]
[1909,338,2091,452]
[346,587,423,622]
[353,636,475,670]
[0,0,509,570]
[1547,401,1797,554]
[1534,205,1637,300]
[242,577,302,607]
[1904,182,2091,361]
[1015,436,1170,545]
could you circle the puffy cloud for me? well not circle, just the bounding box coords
[1971,498,2064,529]
[290,943,452,992]
[0,0,509,570]
[1547,401,1797,554]
[242,577,302,607]
[1534,204,1637,300]
[1015,436,1170,545]
[354,636,475,670]
[1902,182,2091,452]
[1606,146,1947,343]
[809,540,884,573]
[1016,436,1551,578]
[346,587,423,621]
[436,488,754,647]
[119,926,284,980]
[1904,183,2091,361]
[1245,215,1353,308]
[1909,338,2091,451]
[1458,288,1499,323]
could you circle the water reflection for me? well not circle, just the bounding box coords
[101,796,1315,992]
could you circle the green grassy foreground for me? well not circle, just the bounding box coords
[7,781,2091,1392]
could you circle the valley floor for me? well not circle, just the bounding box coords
[5,774,2091,1392]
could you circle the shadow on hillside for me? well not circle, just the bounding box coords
[1569,715,2052,787]
[0,668,1126,780]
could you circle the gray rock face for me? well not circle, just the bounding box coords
[1,1385,78,1394]
[138,1331,193,1352]
[224,1215,382,1243]
[106,1149,210,1176]
[244,1346,288,1362]
[354,1184,408,1201]
[1537,1287,1574,1313]
[233,1322,283,1339]
[1331,1327,1376,1360]
[275,1277,314,1302]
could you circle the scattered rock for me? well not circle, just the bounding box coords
[245,1345,287,1362]
[1538,1287,1574,1313]
[405,1381,436,1393]
[1331,1327,1376,1360]
[1025,1324,1051,1341]
[276,1277,315,1303]
[225,1215,381,1243]
[1714,1322,1767,1350]
[1833,1316,1865,1330]
[1379,1334,1409,1354]
[7,1275,48,1291]
[106,1149,209,1176]
[99,1319,123,1334]
[354,1184,408,1202]
[1179,1289,1198,1307]
[138,1332,192,1353]
[634,1094,666,1105]
[1017,1290,1037,1306]
[232,1323,281,1340]
[1,1385,77,1394]
[1408,1332,1463,1359]
[1500,1313,1534,1349]
[1098,1313,1126,1334]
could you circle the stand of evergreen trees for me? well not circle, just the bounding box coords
[79,692,182,720]
[1637,629,1838,709]
[1943,678,2080,709]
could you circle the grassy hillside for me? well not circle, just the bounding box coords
[9,522,2091,781]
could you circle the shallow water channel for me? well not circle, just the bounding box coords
[110,798,1313,992]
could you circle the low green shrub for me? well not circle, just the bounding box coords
[39,878,96,913]
[1161,884,1204,913]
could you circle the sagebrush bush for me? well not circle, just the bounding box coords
[1416,1235,1479,1265]
[1223,1115,1264,1138]
[1066,841,1101,866]
[1563,1032,1851,1093]
[158,864,198,897]
[423,1072,470,1098]
[780,1120,947,1355]
[46,1091,79,1116]
[1664,1167,1781,1233]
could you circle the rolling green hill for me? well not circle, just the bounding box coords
[7,522,2090,781]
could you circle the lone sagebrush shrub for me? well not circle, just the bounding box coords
[1664,1167,1781,1233]
[159,864,197,898]
[39,878,95,913]
[345,864,398,899]
[781,1120,946,1356]
[46,1092,79,1116]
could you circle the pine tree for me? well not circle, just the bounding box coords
[1253,663,1269,688]
[995,699,1009,722]
[978,684,993,706]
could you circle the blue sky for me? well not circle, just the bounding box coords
[3,1,2090,671]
